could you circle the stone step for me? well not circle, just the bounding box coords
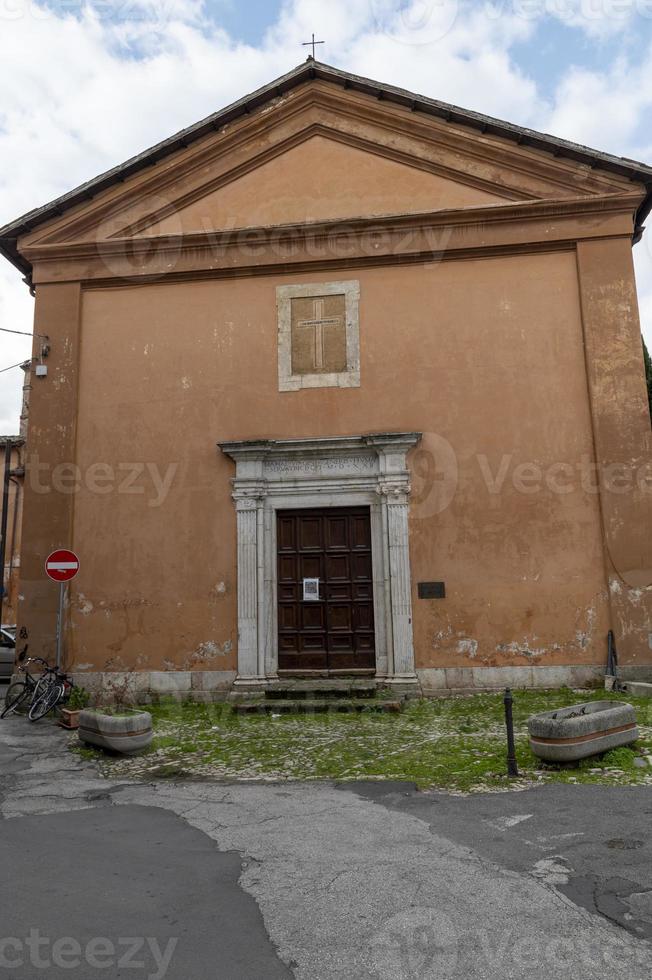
[265,682,377,701]
[232,698,403,715]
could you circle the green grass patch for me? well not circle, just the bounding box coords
[71,689,652,793]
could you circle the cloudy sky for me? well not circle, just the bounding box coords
[2,0,652,432]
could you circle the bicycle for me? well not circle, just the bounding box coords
[1,649,72,722]
[28,665,73,722]
[1,648,48,718]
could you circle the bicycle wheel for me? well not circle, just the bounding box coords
[31,675,49,704]
[28,682,64,722]
[1,682,29,718]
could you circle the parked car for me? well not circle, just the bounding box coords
[0,626,16,681]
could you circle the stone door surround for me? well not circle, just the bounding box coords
[218,433,421,690]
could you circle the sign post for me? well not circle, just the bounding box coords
[45,550,80,669]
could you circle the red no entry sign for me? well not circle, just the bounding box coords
[45,549,80,582]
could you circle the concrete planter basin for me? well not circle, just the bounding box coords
[78,709,153,754]
[528,701,638,763]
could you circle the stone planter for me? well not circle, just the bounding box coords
[528,701,638,763]
[78,709,153,754]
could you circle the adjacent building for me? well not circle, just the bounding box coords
[0,436,24,627]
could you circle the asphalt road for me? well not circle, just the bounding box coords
[1,708,651,980]
[1,806,291,980]
[347,781,652,941]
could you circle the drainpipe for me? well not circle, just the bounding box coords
[0,441,11,628]
[7,468,21,621]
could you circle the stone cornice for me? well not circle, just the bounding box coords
[219,432,421,497]
[25,193,641,286]
[219,432,421,462]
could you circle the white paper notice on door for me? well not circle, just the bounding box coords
[303,578,319,601]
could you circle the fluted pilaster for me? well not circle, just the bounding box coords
[236,500,259,679]
[386,499,416,676]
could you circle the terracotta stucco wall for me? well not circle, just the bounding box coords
[17,284,81,663]
[577,238,652,666]
[65,248,616,674]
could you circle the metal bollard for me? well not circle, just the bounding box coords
[504,688,519,778]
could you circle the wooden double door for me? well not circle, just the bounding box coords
[277,507,376,672]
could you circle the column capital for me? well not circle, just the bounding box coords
[233,486,267,509]
[376,480,411,503]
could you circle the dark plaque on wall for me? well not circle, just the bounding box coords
[418,581,446,599]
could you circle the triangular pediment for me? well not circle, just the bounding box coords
[16,73,645,254]
[147,135,505,235]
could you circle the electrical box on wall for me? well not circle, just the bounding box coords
[35,364,48,377]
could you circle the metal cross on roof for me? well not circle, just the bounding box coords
[302,33,324,60]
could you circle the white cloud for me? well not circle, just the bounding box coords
[539,0,652,39]
[347,3,541,123]
[544,53,652,152]
[0,0,651,433]
[475,0,652,40]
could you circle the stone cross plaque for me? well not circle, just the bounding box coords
[276,280,360,392]
[291,294,347,375]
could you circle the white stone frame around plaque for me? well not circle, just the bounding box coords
[276,280,361,391]
[218,433,421,692]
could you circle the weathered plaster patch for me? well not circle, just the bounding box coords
[102,596,154,611]
[457,638,478,658]
[260,95,288,115]
[76,593,93,615]
[574,600,599,650]
[432,624,453,645]
[188,639,233,665]
[496,641,546,659]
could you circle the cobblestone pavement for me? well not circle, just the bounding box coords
[1,708,651,979]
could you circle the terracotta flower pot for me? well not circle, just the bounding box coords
[78,709,153,754]
[59,708,82,730]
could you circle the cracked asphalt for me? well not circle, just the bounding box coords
[1,705,651,979]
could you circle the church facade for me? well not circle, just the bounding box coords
[2,61,651,698]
